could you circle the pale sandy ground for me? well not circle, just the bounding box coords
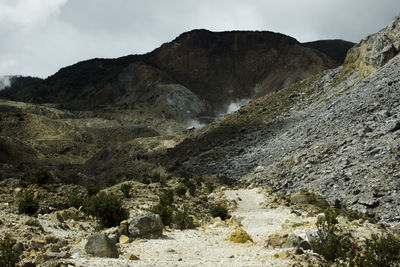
[68,188,315,266]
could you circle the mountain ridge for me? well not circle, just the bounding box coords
[1,29,345,119]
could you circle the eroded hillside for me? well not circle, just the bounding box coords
[163,14,400,223]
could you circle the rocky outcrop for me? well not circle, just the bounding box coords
[342,14,400,77]
[128,212,164,239]
[85,234,119,258]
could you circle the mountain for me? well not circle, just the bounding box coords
[301,39,355,64]
[0,30,343,120]
[162,15,400,222]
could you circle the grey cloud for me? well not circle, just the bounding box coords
[0,0,399,78]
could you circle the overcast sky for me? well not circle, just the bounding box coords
[1,0,399,78]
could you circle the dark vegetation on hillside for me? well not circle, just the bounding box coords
[301,39,355,64]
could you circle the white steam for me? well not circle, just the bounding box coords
[187,119,206,129]
[0,76,11,90]
[219,99,251,117]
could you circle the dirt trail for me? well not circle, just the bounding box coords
[69,188,300,266]
[225,188,292,242]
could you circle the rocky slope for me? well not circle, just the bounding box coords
[162,14,400,223]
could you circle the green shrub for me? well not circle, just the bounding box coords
[311,209,400,266]
[106,177,117,187]
[175,184,187,197]
[83,193,128,228]
[206,183,215,193]
[152,203,173,226]
[310,209,344,262]
[151,190,174,226]
[209,203,229,220]
[85,182,100,196]
[150,172,161,183]
[0,234,21,267]
[159,177,167,187]
[159,190,174,206]
[173,207,190,230]
[360,233,400,267]
[34,169,49,186]
[18,190,39,215]
[141,177,150,185]
[181,178,196,195]
[120,183,132,198]
[334,199,342,209]
[68,195,85,209]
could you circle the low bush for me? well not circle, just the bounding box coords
[120,183,132,198]
[311,209,400,266]
[152,203,173,226]
[83,193,128,227]
[173,207,190,230]
[150,172,161,183]
[34,169,49,186]
[106,177,117,187]
[310,209,344,261]
[159,177,167,187]
[0,234,21,267]
[209,203,229,220]
[206,183,215,193]
[151,190,174,226]
[85,182,100,196]
[181,178,196,195]
[360,233,400,267]
[175,184,187,197]
[68,195,85,209]
[140,177,150,185]
[18,190,39,215]
[159,190,174,206]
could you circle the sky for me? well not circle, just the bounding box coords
[0,0,399,78]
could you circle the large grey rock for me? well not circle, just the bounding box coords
[284,232,303,248]
[342,14,400,78]
[85,234,118,258]
[128,212,164,238]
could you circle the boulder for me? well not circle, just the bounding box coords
[128,212,164,239]
[85,234,119,258]
[119,235,130,244]
[49,207,84,223]
[284,232,303,248]
[289,190,329,209]
[266,233,287,248]
[389,119,400,132]
[299,240,311,250]
[43,251,70,260]
[226,227,253,243]
[126,254,140,260]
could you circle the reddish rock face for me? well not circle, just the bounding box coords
[2,30,338,117]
